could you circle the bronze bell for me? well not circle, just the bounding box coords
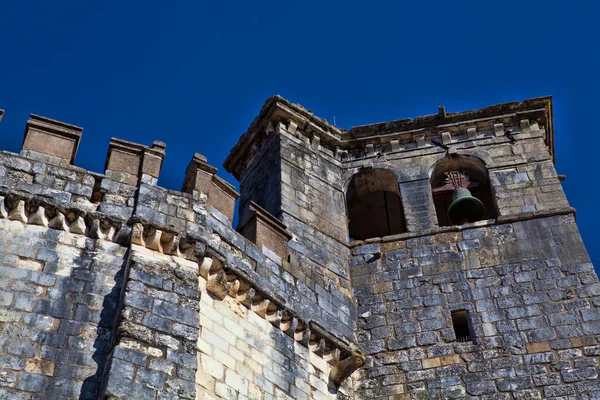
[447,187,485,225]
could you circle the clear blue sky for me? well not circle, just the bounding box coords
[1,1,598,267]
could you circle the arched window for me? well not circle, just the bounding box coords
[346,168,407,240]
[431,155,497,227]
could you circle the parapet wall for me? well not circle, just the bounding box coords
[0,112,360,399]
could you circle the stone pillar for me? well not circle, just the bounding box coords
[21,114,83,165]
[103,251,200,399]
[182,153,239,223]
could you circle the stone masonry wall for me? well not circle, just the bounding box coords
[279,129,355,342]
[196,271,354,400]
[236,132,282,227]
[104,248,200,399]
[351,215,600,399]
[234,124,356,342]
[0,220,127,399]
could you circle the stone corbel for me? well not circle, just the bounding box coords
[28,205,49,227]
[252,298,270,318]
[310,134,320,149]
[440,131,452,145]
[281,314,298,337]
[236,287,255,308]
[69,216,86,234]
[7,199,27,223]
[206,269,231,299]
[493,123,504,137]
[49,212,70,231]
[329,351,367,387]
[287,120,298,135]
[334,147,348,161]
[466,126,478,140]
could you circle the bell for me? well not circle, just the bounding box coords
[447,187,485,225]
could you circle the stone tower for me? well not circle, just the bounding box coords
[0,96,598,400]
[224,96,600,399]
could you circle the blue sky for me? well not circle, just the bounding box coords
[0,1,598,266]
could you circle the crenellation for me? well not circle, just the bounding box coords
[105,138,166,186]
[21,114,83,165]
[182,153,239,223]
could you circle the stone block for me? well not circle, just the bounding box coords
[16,373,46,392]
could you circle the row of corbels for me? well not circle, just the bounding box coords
[334,119,537,160]
[0,194,128,242]
[130,223,198,260]
[198,255,366,386]
[124,220,366,385]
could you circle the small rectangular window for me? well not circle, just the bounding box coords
[451,310,472,342]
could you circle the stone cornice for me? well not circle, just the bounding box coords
[224,96,555,179]
[224,96,344,179]
[0,190,131,243]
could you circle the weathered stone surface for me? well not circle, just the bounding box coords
[0,96,597,400]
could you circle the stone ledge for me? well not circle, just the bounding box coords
[349,206,577,248]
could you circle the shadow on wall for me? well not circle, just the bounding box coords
[78,246,128,399]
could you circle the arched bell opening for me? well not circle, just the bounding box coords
[430,155,498,227]
[346,168,407,241]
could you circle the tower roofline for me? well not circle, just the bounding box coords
[224,95,555,179]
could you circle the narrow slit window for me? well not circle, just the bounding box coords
[451,310,472,342]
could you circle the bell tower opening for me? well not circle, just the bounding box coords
[431,155,497,227]
[346,168,407,240]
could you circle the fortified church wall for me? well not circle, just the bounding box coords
[0,96,598,400]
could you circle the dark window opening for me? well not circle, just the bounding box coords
[451,310,472,342]
[431,156,498,227]
[346,168,407,241]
